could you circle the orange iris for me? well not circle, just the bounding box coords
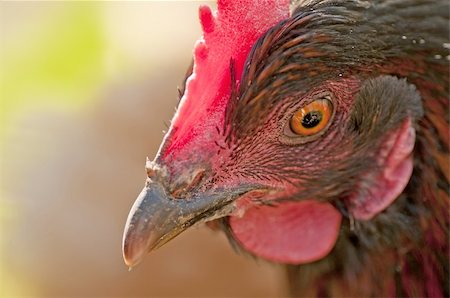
[290,99,333,136]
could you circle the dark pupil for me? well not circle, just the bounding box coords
[301,111,323,128]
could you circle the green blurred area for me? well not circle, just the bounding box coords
[0,3,280,298]
[0,5,107,141]
[1,5,106,297]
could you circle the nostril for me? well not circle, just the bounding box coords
[171,169,206,199]
[189,170,205,189]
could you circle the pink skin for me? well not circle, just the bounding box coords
[156,0,416,264]
[348,119,416,220]
[230,199,342,264]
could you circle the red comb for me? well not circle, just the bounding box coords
[162,0,290,159]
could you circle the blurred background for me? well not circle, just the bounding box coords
[0,2,286,297]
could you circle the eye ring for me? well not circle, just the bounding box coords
[280,96,335,145]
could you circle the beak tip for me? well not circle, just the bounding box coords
[123,256,138,269]
[122,222,147,268]
[122,186,155,269]
[122,239,144,268]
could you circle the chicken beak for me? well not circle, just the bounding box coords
[122,179,255,268]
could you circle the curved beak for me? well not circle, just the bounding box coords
[122,179,256,268]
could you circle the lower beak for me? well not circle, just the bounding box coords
[122,180,256,268]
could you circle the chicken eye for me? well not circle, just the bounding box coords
[289,99,333,136]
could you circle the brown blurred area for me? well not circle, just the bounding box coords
[0,2,286,297]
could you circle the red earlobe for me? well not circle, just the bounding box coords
[348,119,416,220]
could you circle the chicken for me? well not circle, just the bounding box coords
[122,0,449,296]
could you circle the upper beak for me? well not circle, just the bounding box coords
[122,178,257,268]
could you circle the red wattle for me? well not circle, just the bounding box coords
[229,200,342,264]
